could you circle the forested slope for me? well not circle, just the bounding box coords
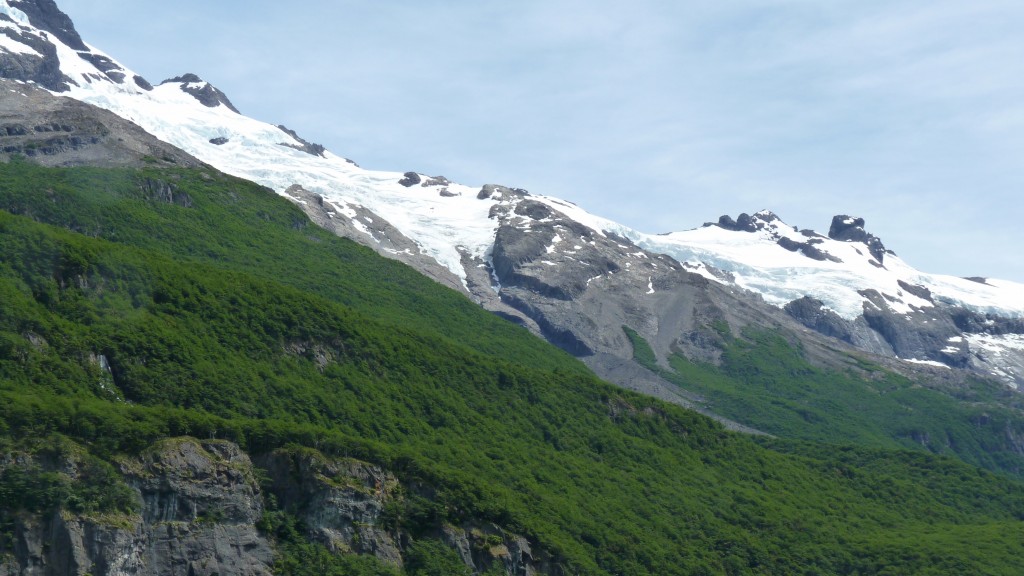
[2,159,1024,575]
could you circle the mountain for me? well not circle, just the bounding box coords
[3,1,1024,574]
[3,119,1024,576]
[4,0,1024,390]
[4,0,1024,454]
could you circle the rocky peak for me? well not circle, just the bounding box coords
[0,0,142,91]
[161,73,241,114]
[828,215,888,263]
[713,210,780,233]
[7,0,86,50]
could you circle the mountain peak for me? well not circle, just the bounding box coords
[6,0,84,50]
[713,209,781,233]
[828,214,888,263]
[0,0,148,91]
[160,74,240,114]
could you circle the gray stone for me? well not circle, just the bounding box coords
[277,124,326,157]
[399,171,421,187]
[162,74,241,114]
[0,78,203,168]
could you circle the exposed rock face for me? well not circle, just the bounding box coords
[715,211,777,233]
[829,215,888,264]
[9,0,87,50]
[0,21,71,90]
[257,449,403,565]
[398,171,421,187]
[128,439,275,575]
[0,78,202,168]
[284,184,540,331]
[277,125,326,157]
[0,0,139,91]
[776,236,842,263]
[1,438,275,576]
[162,74,240,114]
[785,297,854,343]
[2,439,559,576]
[860,290,969,367]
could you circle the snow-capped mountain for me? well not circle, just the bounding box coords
[3,0,1024,396]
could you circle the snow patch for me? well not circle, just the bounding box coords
[903,358,950,369]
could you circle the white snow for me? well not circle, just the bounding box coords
[903,358,951,369]
[965,333,1024,389]
[0,32,39,56]
[11,8,1022,330]
[0,2,31,27]
[28,40,500,285]
[628,214,1024,321]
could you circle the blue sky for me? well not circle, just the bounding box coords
[59,0,1024,282]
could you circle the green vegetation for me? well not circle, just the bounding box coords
[625,323,1024,475]
[1,159,1024,574]
[258,509,400,575]
[622,325,657,368]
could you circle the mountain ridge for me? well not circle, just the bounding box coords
[2,0,1023,411]
[4,2,1024,573]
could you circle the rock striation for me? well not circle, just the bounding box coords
[1,438,556,576]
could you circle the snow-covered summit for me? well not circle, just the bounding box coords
[627,210,1024,322]
[4,0,1024,387]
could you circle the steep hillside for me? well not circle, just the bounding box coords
[2,160,1024,574]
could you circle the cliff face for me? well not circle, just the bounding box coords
[0,438,549,576]
[2,438,274,576]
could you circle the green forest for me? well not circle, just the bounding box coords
[2,158,1024,575]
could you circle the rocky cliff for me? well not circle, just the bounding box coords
[0,438,551,576]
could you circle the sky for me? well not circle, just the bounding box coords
[57,0,1024,282]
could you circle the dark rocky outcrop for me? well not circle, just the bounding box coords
[785,297,854,343]
[0,1,139,91]
[0,25,73,91]
[162,74,240,114]
[209,136,229,145]
[713,211,781,233]
[421,175,449,187]
[9,0,89,51]
[829,215,888,264]
[514,200,554,221]
[715,213,758,232]
[949,309,1024,336]
[501,291,596,356]
[277,124,326,157]
[133,74,154,91]
[398,171,421,187]
[776,237,842,263]
[75,52,126,83]
[860,290,969,368]
[478,184,528,201]
[897,280,934,303]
